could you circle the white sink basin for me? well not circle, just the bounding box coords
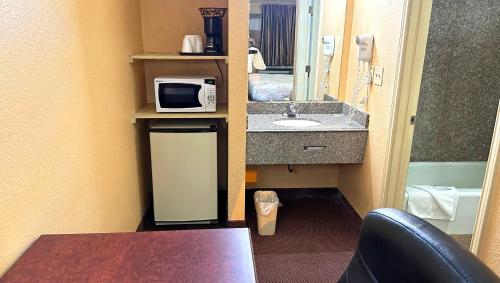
[273,119,321,127]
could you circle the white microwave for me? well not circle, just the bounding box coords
[154,76,216,112]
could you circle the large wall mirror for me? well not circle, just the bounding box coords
[248,0,347,102]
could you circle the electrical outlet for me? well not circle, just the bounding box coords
[373,66,384,86]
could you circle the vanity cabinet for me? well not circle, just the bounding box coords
[246,102,369,165]
[246,131,367,165]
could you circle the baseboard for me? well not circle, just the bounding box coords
[136,203,151,232]
[136,216,145,232]
[227,220,246,228]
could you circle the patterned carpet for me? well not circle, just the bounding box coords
[246,189,362,282]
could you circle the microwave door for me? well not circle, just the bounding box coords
[158,83,203,111]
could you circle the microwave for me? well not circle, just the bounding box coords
[154,76,216,113]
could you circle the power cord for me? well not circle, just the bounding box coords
[214,59,224,88]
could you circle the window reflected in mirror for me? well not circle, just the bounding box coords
[248,0,347,103]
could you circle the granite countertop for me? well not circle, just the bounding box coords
[246,102,369,164]
[247,113,368,132]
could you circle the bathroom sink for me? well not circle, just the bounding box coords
[273,119,321,127]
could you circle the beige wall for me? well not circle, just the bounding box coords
[315,0,347,100]
[337,0,354,101]
[0,0,147,274]
[248,165,339,189]
[339,0,407,216]
[227,0,250,221]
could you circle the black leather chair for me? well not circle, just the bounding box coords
[339,208,499,283]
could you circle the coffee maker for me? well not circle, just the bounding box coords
[199,8,227,55]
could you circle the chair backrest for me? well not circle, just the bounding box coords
[339,208,499,283]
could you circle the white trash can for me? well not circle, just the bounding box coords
[254,191,279,236]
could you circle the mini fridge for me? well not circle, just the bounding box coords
[149,120,218,225]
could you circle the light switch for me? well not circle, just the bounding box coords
[373,66,384,86]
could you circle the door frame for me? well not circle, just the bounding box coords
[381,0,433,209]
[470,103,500,254]
[306,0,322,100]
[294,0,313,101]
[382,0,498,254]
[294,0,321,101]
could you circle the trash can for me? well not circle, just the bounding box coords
[254,191,279,236]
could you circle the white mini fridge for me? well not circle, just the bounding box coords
[149,120,218,225]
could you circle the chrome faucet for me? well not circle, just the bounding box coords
[285,102,298,118]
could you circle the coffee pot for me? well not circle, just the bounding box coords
[199,8,227,55]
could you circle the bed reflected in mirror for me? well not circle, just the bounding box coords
[248,0,347,102]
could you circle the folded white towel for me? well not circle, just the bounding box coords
[406,185,460,221]
[248,47,266,73]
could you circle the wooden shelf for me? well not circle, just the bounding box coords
[129,52,229,63]
[132,104,228,123]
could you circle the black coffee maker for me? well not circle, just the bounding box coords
[199,8,227,55]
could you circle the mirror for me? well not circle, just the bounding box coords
[248,0,347,102]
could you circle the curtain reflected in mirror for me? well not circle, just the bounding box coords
[248,0,347,103]
[260,5,296,67]
[249,1,296,102]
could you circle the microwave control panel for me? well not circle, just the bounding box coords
[204,79,216,111]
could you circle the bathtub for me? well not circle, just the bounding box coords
[403,162,486,235]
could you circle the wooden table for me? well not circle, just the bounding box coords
[2,228,256,282]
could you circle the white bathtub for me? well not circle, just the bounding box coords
[403,162,486,235]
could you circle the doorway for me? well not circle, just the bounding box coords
[294,0,321,100]
[391,0,500,250]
